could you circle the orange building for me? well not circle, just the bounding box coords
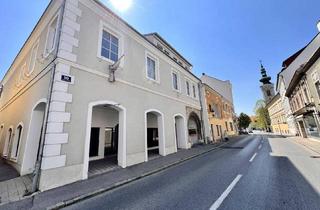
[203,84,237,141]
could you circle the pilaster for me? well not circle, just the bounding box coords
[41,0,81,170]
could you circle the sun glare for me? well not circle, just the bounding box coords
[109,0,133,12]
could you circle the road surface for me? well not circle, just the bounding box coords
[64,135,320,210]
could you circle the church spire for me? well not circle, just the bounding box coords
[259,61,271,84]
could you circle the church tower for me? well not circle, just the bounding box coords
[259,62,275,103]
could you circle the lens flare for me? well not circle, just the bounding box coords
[110,0,133,12]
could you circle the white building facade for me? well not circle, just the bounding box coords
[0,0,204,191]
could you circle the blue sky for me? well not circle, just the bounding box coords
[1,0,319,115]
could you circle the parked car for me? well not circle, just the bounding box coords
[239,130,249,135]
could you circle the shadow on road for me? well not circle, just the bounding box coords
[220,135,320,210]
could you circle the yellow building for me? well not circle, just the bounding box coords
[266,93,289,134]
[204,84,237,141]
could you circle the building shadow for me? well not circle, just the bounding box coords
[0,158,19,182]
[220,136,320,209]
[253,137,319,209]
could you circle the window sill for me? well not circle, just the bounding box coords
[98,55,116,64]
[97,55,124,70]
[146,77,160,84]
[172,88,181,93]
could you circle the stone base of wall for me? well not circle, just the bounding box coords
[126,152,145,166]
[166,146,176,155]
[39,164,83,191]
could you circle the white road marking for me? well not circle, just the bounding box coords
[249,153,257,162]
[209,174,243,210]
[258,144,262,150]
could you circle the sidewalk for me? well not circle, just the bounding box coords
[0,136,243,210]
[0,158,33,204]
[0,175,32,204]
[289,136,320,155]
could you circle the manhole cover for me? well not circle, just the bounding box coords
[310,156,320,158]
[221,146,244,149]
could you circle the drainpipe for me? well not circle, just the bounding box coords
[198,82,207,144]
[30,0,66,194]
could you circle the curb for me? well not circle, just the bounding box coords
[47,141,232,210]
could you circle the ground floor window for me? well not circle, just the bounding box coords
[304,113,320,138]
[11,124,23,159]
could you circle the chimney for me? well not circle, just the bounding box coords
[317,20,320,32]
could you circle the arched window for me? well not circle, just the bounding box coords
[11,124,23,159]
[3,128,13,157]
[266,90,271,96]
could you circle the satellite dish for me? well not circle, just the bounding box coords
[109,55,124,82]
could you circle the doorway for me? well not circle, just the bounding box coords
[174,115,186,151]
[84,102,126,179]
[145,110,165,161]
[188,112,202,146]
[89,127,100,157]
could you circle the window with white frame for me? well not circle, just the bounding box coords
[146,55,158,81]
[192,84,197,98]
[186,80,190,96]
[27,42,39,76]
[172,71,179,91]
[101,30,119,62]
[45,15,59,56]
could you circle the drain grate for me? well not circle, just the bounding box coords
[310,156,320,158]
[220,146,244,149]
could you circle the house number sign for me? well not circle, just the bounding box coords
[61,75,72,83]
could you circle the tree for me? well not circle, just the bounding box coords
[238,113,251,129]
[254,99,271,130]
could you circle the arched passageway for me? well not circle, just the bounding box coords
[83,101,126,179]
[188,112,202,146]
[145,110,165,161]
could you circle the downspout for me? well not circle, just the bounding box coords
[198,82,206,144]
[30,0,66,194]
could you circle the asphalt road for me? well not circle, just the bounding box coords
[63,135,320,210]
